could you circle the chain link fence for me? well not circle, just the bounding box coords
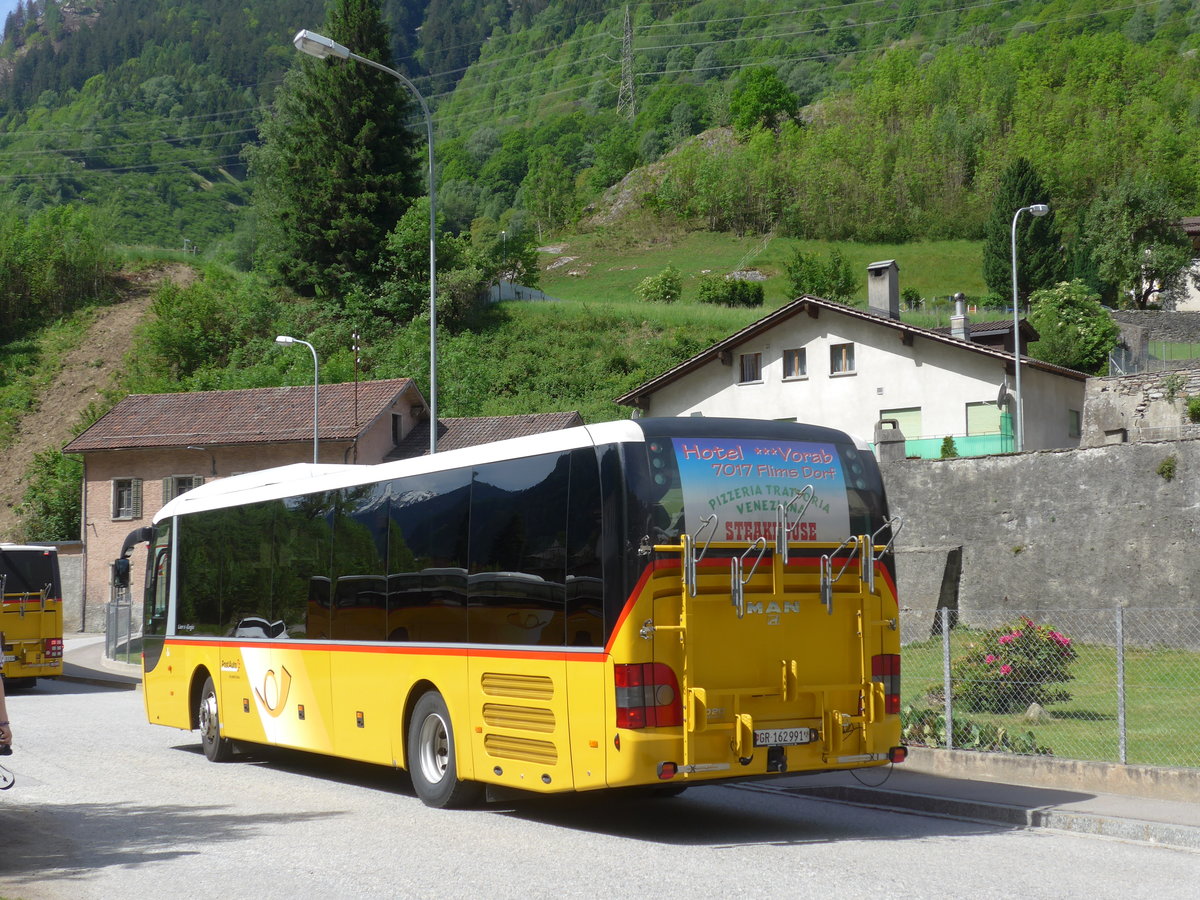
[901,607,1200,769]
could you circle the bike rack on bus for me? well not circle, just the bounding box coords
[683,514,718,598]
[774,485,815,565]
[865,516,903,595]
[819,536,860,615]
[730,537,768,619]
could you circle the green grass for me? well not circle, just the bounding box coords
[902,632,1200,768]
[539,229,988,310]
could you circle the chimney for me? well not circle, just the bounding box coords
[867,260,900,320]
[950,291,971,341]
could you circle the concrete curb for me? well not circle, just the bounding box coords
[903,746,1200,805]
[785,783,1200,851]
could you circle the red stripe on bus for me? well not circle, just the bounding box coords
[162,637,608,663]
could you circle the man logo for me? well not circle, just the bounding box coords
[744,600,800,625]
[254,666,292,718]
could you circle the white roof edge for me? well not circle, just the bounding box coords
[154,419,645,523]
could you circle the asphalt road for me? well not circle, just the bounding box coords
[0,678,1196,899]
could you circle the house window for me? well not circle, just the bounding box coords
[830,343,855,375]
[1068,409,1081,438]
[738,352,763,384]
[966,402,1002,435]
[881,407,922,440]
[162,475,205,504]
[783,348,807,380]
[112,478,143,520]
[392,413,404,445]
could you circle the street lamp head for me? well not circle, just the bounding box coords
[275,335,296,345]
[293,29,350,61]
[1029,203,1049,217]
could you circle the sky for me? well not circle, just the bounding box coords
[0,2,21,33]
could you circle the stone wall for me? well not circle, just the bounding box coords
[1110,310,1200,343]
[1082,365,1200,446]
[883,438,1200,648]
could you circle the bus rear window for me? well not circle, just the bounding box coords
[665,437,852,542]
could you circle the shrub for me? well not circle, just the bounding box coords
[1157,454,1177,481]
[950,616,1077,714]
[939,436,959,458]
[900,706,1052,755]
[1187,395,1200,423]
[696,274,764,307]
[634,265,682,304]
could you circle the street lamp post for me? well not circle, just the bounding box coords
[275,335,320,464]
[293,28,440,453]
[1010,203,1049,452]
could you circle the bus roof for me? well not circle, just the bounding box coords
[153,417,867,523]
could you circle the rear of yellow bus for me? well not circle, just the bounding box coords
[602,420,903,790]
[0,545,65,687]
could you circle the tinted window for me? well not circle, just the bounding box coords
[277,493,335,639]
[0,547,60,596]
[177,501,280,637]
[469,452,570,646]
[387,467,471,642]
[565,447,604,647]
[330,484,390,641]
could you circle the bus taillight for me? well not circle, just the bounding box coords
[44,637,63,659]
[614,663,682,728]
[872,654,900,715]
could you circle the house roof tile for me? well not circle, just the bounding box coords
[389,412,585,459]
[64,379,422,452]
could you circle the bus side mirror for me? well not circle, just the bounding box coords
[113,558,131,588]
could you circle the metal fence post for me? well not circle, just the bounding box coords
[1116,606,1127,765]
[942,606,953,750]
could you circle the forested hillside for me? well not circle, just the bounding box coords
[4,0,1198,543]
[1,1,1198,255]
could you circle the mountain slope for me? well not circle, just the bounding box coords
[0,265,194,540]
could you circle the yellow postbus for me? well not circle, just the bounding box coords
[1,544,65,687]
[127,418,904,808]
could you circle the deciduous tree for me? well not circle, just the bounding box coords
[1027,279,1120,374]
[1084,174,1197,310]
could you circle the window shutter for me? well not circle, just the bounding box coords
[162,477,175,503]
[131,478,143,518]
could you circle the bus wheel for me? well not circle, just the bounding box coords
[198,675,234,763]
[407,691,483,809]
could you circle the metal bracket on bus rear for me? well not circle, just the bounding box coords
[774,485,815,565]
[684,515,719,597]
[730,537,767,619]
[865,516,903,595]
[819,536,860,615]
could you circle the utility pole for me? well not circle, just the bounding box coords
[617,5,635,120]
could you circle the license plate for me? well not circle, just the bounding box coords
[753,727,817,747]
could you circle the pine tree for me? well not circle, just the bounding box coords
[248,0,421,298]
[981,158,1064,304]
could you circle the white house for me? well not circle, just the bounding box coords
[615,263,1088,456]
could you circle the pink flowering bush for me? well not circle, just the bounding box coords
[951,616,1078,714]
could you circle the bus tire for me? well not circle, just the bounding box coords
[407,691,483,809]
[198,675,234,763]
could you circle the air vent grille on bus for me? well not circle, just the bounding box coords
[480,672,555,700]
[483,734,558,764]
[482,703,556,733]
